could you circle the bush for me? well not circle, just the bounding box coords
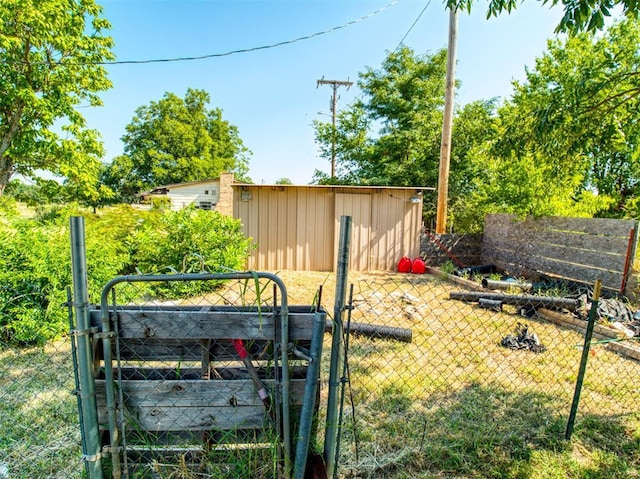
[0,209,130,345]
[129,207,253,297]
[0,205,252,345]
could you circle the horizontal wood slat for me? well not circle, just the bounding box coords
[484,214,635,237]
[96,378,308,432]
[96,378,306,408]
[482,214,636,292]
[483,244,624,287]
[90,309,316,340]
[484,229,628,258]
[98,402,268,432]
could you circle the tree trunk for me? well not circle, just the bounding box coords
[0,158,13,196]
[0,101,25,195]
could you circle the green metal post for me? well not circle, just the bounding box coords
[324,215,351,479]
[334,284,354,474]
[293,310,327,479]
[70,217,103,479]
[565,279,602,440]
[67,287,87,460]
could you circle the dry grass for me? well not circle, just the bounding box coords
[271,271,640,478]
[1,270,639,478]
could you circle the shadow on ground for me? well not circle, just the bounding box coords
[341,382,640,479]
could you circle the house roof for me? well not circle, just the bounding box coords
[231,183,434,191]
[139,178,220,196]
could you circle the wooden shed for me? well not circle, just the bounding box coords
[232,184,428,272]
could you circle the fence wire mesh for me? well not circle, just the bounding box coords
[0,338,85,478]
[1,269,639,478]
[332,270,640,478]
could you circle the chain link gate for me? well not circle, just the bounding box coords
[68,218,328,479]
[72,272,328,479]
[63,216,640,479]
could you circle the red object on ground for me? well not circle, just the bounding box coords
[397,256,412,273]
[412,257,426,274]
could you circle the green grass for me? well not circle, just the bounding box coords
[0,341,84,479]
[2,271,639,478]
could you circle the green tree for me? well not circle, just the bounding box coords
[449,0,638,33]
[453,20,640,231]
[104,88,251,201]
[0,0,114,197]
[313,47,448,187]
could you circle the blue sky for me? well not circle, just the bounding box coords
[84,0,565,185]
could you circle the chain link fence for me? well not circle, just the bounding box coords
[2,268,640,478]
[0,338,85,478]
[334,270,640,478]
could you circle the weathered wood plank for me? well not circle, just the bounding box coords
[485,214,635,237]
[484,240,624,272]
[482,244,623,289]
[98,403,269,431]
[96,378,307,408]
[111,310,314,340]
[483,229,629,258]
[483,242,624,279]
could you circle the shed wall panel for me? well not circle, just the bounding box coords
[335,193,372,271]
[234,185,422,272]
[297,189,334,271]
[370,190,422,270]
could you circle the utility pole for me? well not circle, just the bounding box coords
[317,78,353,178]
[435,8,458,234]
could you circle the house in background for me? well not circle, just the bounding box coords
[138,172,235,215]
[232,183,430,272]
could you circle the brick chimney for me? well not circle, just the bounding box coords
[216,172,234,216]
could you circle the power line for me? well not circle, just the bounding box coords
[394,0,433,52]
[8,0,401,66]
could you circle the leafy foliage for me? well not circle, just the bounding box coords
[0,208,126,345]
[103,89,251,201]
[456,19,640,231]
[447,0,638,34]
[313,47,447,187]
[0,0,114,198]
[0,206,252,345]
[128,207,253,297]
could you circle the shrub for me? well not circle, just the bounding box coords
[0,209,130,345]
[0,205,253,345]
[129,207,253,297]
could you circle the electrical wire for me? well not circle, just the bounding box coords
[10,0,401,66]
[346,0,434,107]
[394,0,433,52]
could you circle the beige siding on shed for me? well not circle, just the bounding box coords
[296,188,334,271]
[335,193,371,271]
[370,190,422,270]
[234,185,422,272]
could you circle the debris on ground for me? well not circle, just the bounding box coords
[576,294,640,337]
[500,323,546,353]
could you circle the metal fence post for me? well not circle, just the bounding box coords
[324,215,351,479]
[293,309,327,479]
[70,216,103,479]
[565,279,602,440]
